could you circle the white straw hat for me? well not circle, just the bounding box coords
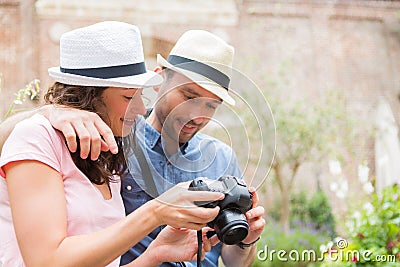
[157,30,235,105]
[48,21,162,88]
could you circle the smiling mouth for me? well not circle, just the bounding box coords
[122,117,136,125]
[180,123,198,134]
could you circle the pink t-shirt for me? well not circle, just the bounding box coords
[0,114,125,267]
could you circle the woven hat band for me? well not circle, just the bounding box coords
[60,62,147,79]
[167,55,230,90]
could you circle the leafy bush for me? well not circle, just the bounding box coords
[308,190,336,238]
[271,190,336,238]
[290,191,308,224]
[320,185,400,266]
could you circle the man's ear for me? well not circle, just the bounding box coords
[153,66,163,92]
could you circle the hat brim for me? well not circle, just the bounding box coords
[157,54,235,105]
[48,67,162,88]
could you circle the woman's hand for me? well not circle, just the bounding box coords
[145,226,220,264]
[151,182,224,230]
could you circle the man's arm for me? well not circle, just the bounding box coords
[0,105,118,159]
[39,105,118,160]
[0,108,40,153]
[222,243,257,267]
[221,189,265,267]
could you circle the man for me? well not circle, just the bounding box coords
[0,30,265,267]
[120,30,265,267]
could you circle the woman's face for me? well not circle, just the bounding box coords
[100,87,146,137]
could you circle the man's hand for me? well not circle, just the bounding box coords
[220,187,265,267]
[39,105,118,160]
[242,188,265,245]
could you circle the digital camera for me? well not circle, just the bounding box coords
[188,176,253,245]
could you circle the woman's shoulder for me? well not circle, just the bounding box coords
[15,113,53,131]
[0,114,65,177]
[13,114,61,140]
[8,113,64,151]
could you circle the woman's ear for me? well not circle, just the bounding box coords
[154,66,163,74]
[153,66,163,92]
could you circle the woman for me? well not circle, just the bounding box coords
[0,21,222,267]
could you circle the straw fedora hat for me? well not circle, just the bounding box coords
[48,21,162,88]
[157,30,235,105]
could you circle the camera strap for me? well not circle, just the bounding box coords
[134,141,189,267]
[133,140,159,198]
[133,113,202,266]
[197,230,203,267]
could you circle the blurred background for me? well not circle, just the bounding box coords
[1,0,400,266]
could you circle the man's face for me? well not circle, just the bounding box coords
[153,71,222,144]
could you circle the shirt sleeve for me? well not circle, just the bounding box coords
[0,114,62,177]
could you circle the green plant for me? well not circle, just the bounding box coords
[350,185,400,266]
[320,185,400,266]
[308,190,335,238]
[291,191,309,224]
[271,190,336,239]
[0,79,40,123]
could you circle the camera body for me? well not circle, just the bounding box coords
[189,176,253,245]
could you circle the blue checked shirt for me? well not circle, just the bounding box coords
[120,116,242,267]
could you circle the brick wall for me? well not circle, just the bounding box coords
[2,0,400,213]
[0,0,38,116]
[0,0,20,115]
[234,0,400,212]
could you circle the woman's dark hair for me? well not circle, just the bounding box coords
[44,82,128,185]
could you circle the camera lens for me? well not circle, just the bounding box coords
[225,227,244,237]
[213,208,249,245]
